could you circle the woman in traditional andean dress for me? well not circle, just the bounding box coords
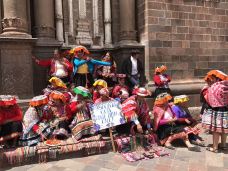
[153,93,201,151]
[172,95,205,147]
[0,95,23,148]
[20,95,53,146]
[202,70,228,153]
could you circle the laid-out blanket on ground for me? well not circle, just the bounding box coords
[0,135,108,166]
[115,133,169,162]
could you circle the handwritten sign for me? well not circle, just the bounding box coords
[90,100,125,131]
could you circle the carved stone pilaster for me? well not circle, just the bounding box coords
[76,20,93,46]
[76,0,92,46]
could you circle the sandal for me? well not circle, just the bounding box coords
[188,146,201,152]
[164,144,175,150]
[206,147,218,153]
[143,151,154,159]
[191,140,206,147]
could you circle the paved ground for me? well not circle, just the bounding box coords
[2,133,228,171]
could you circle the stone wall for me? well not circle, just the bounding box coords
[137,0,228,82]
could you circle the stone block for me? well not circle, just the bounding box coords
[196,62,208,69]
[148,25,172,32]
[199,21,210,27]
[171,19,185,26]
[172,41,182,47]
[216,8,226,15]
[167,62,188,70]
[179,12,189,19]
[177,27,189,34]
[171,34,186,40]
[148,2,166,10]
[162,41,172,47]
[190,42,200,48]
[194,69,210,77]
[149,40,162,47]
[148,9,165,17]
[156,32,170,40]
[148,17,159,24]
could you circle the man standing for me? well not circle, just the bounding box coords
[122,49,145,90]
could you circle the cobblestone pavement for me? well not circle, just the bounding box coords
[2,133,228,171]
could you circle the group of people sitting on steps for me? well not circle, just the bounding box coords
[0,46,227,154]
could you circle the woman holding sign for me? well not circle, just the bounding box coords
[94,88,113,104]
[121,87,152,134]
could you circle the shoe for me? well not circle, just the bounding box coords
[218,144,228,150]
[164,144,175,150]
[188,146,201,152]
[191,140,206,147]
[206,147,219,153]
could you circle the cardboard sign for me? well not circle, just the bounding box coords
[91,100,125,131]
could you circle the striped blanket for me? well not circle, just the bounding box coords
[0,135,107,166]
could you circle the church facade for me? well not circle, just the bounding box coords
[0,0,227,104]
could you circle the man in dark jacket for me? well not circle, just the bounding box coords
[122,49,146,90]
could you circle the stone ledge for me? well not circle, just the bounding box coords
[147,80,205,95]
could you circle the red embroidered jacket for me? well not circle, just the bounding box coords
[36,58,73,77]
[0,105,23,125]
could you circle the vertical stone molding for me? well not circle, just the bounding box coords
[33,0,55,38]
[93,0,99,37]
[55,0,64,42]
[1,0,30,37]
[68,0,74,36]
[76,0,93,46]
[104,0,112,46]
[119,0,137,44]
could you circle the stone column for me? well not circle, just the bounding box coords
[33,0,55,39]
[76,0,93,46]
[1,0,30,37]
[104,0,112,46]
[119,0,137,44]
[55,0,64,43]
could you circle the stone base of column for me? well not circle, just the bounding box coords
[118,40,139,46]
[0,37,37,98]
[0,32,32,38]
[1,18,31,38]
[119,30,138,45]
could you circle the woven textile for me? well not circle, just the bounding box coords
[115,133,169,162]
[206,81,228,107]
[202,108,228,133]
[1,135,107,166]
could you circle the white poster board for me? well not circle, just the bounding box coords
[91,100,125,131]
